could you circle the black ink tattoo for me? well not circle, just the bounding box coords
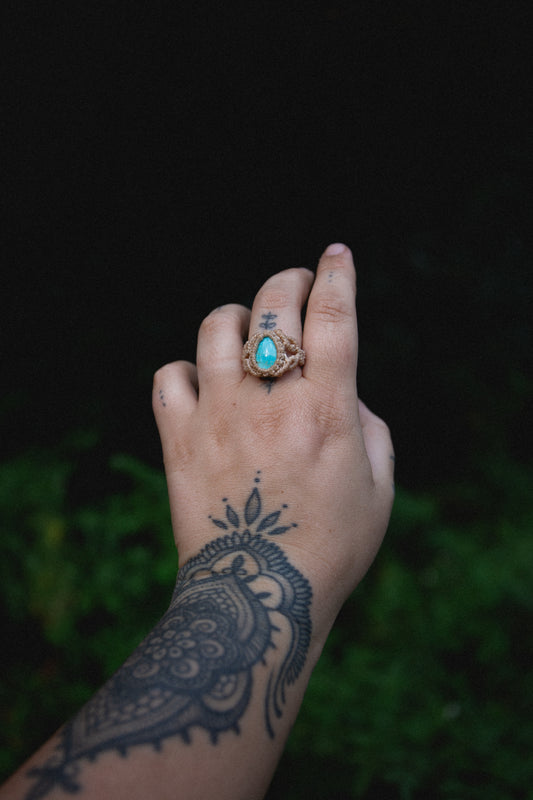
[258,312,277,330]
[261,379,275,395]
[26,481,311,798]
[158,389,166,407]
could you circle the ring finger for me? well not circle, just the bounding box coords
[246,267,315,379]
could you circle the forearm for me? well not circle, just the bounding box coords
[2,484,331,800]
[3,244,395,799]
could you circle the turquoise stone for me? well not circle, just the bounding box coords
[256,336,277,369]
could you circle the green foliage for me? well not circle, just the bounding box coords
[0,437,175,775]
[270,464,533,799]
[1,438,532,798]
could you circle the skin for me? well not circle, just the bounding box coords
[2,243,394,800]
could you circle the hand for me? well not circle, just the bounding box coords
[1,244,395,800]
[153,243,394,643]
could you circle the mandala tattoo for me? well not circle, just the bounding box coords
[25,478,312,799]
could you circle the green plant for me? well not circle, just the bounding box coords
[269,464,533,798]
[1,441,532,798]
[0,437,175,778]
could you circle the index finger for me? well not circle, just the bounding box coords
[302,243,358,392]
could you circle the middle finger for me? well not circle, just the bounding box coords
[248,267,315,345]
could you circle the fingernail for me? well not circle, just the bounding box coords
[324,242,346,256]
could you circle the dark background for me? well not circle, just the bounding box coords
[5,0,530,481]
[2,1,532,796]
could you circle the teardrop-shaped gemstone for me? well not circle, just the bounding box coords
[255,336,277,369]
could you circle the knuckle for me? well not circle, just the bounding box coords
[256,287,293,312]
[256,268,309,311]
[165,437,195,473]
[311,336,356,375]
[205,400,234,448]
[311,293,353,323]
[305,391,355,438]
[251,403,287,441]
[199,304,247,338]
[199,310,224,337]
[235,397,292,445]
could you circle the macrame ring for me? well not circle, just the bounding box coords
[242,329,306,378]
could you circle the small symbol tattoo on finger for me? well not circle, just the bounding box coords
[159,390,166,407]
[259,312,278,330]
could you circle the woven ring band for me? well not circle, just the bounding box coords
[242,329,306,378]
